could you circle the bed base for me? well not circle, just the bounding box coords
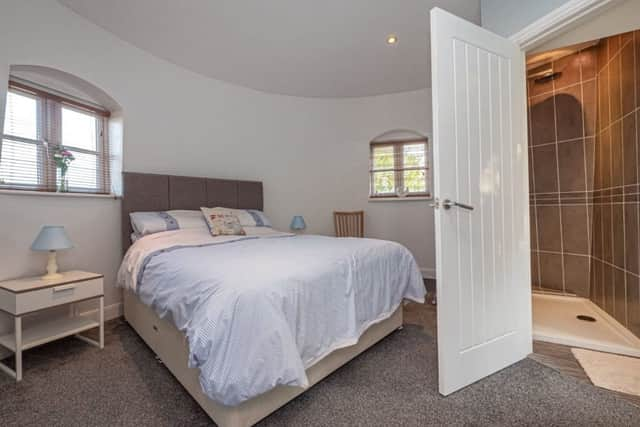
[123,291,403,427]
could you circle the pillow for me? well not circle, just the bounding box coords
[130,210,208,238]
[234,209,272,227]
[242,226,290,237]
[200,207,246,236]
[204,208,271,227]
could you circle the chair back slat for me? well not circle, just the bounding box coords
[333,211,364,237]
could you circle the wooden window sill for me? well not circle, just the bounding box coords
[368,196,432,202]
[0,189,119,200]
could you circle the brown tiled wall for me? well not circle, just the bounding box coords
[528,31,640,338]
[590,32,640,337]
[528,31,640,336]
[528,45,597,298]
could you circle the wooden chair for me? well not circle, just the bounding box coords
[333,211,364,237]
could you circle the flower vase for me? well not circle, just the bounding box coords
[58,172,68,192]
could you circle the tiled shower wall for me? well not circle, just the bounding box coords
[590,31,640,337]
[528,31,640,338]
[528,46,597,298]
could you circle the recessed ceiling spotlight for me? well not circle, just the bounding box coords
[386,34,398,45]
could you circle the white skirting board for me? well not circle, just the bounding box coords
[79,301,123,321]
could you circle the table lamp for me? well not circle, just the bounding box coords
[290,215,306,232]
[31,226,73,280]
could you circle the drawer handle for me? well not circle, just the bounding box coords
[53,284,77,292]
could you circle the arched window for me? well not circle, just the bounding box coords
[369,130,430,199]
[1,67,120,195]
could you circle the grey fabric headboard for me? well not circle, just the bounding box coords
[121,172,263,254]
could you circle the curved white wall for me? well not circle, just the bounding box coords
[0,1,435,332]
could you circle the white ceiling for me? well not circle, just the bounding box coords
[58,0,481,98]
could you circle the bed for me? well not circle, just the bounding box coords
[118,172,425,427]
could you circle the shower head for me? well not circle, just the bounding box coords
[527,63,561,84]
[532,71,562,84]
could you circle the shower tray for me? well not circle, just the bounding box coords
[532,293,640,357]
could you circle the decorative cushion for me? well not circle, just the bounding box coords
[203,208,271,227]
[201,207,246,236]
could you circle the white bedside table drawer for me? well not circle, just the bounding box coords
[14,278,103,315]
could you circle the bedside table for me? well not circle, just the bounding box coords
[0,271,104,381]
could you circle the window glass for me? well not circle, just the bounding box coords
[372,171,396,195]
[403,143,425,168]
[372,145,394,170]
[0,139,39,186]
[62,107,97,151]
[58,150,98,190]
[403,169,427,193]
[3,91,38,140]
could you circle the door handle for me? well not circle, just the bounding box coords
[441,199,474,211]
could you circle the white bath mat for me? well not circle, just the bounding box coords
[572,348,640,396]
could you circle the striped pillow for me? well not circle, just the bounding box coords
[130,210,208,238]
[234,209,272,227]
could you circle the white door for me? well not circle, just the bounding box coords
[430,7,532,396]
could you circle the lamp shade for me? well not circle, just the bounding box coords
[31,226,73,251]
[290,215,306,230]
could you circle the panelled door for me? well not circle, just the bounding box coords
[430,7,532,395]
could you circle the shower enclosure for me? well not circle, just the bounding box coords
[528,30,640,356]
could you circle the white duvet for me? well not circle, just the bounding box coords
[117,228,425,406]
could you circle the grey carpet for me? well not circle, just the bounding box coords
[0,310,638,426]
